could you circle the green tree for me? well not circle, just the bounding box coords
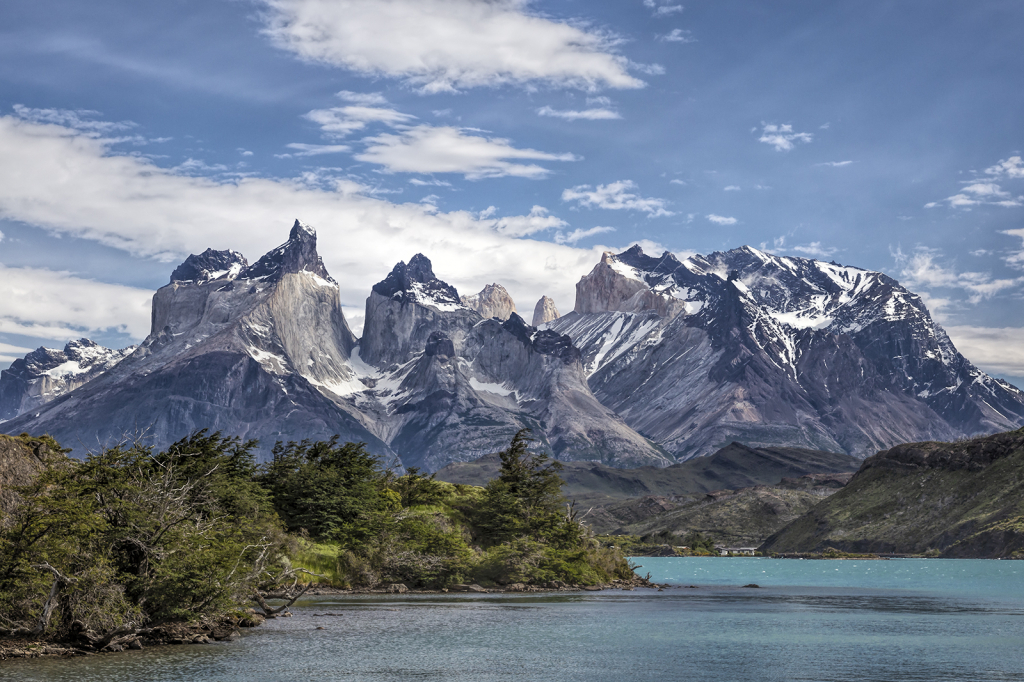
[257,438,392,546]
[475,429,584,548]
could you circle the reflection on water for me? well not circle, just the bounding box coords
[3,559,1024,682]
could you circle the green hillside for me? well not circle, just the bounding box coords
[760,428,1024,558]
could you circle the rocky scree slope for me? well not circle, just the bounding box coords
[2,221,390,458]
[546,245,1024,460]
[760,428,1024,558]
[0,340,135,422]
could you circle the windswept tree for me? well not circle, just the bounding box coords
[475,429,585,548]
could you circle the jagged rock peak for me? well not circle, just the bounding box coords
[532,296,560,326]
[170,248,247,284]
[461,283,516,320]
[575,246,690,319]
[501,313,580,364]
[241,219,336,284]
[0,338,136,422]
[372,254,463,310]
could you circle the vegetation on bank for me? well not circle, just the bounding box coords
[596,530,722,557]
[0,429,636,644]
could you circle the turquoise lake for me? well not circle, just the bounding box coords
[3,558,1023,681]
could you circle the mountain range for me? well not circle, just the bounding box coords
[3,220,1023,471]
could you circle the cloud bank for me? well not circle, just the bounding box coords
[0,115,620,339]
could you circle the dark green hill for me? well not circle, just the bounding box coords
[436,442,860,507]
[760,428,1024,558]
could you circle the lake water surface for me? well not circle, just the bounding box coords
[3,558,1023,681]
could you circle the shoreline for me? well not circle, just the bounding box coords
[1,576,664,662]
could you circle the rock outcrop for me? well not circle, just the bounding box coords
[549,245,1024,459]
[532,296,560,327]
[2,220,390,458]
[357,256,671,470]
[0,340,135,422]
[461,283,517,321]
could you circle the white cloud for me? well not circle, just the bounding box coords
[555,225,615,245]
[944,326,1024,379]
[925,181,1022,209]
[984,155,1024,179]
[355,125,575,179]
[280,143,351,157]
[757,123,813,152]
[669,178,686,185]
[562,180,673,216]
[0,341,34,365]
[723,185,740,191]
[408,178,451,187]
[926,155,1024,209]
[12,104,136,136]
[335,90,389,105]
[304,105,416,138]
[259,0,644,93]
[1002,228,1024,270]
[0,115,623,338]
[536,106,621,121]
[790,242,837,259]
[659,29,695,43]
[706,214,737,225]
[816,160,853,167]
[644,0,684,16]
[893,246,1023,304]
[0,264,152,342]
[586,96,612,107]
[491,205,567,237]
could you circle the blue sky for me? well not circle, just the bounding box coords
[1,0,1023,385]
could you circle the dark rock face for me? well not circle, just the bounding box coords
[549,245,1024,459]
[424,332,455,358]
[372,253,459,304]
[0,339,135,422]
[242,220,335,283]
[170,248,247,284]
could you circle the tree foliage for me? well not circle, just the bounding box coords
[0,432,287,638]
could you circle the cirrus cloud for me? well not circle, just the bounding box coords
[355,125,577,179]
[536,106,621,121]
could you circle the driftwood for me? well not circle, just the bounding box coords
[30,562,77,635]
[252,584,311,616]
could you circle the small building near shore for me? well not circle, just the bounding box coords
[718,547,757,556]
